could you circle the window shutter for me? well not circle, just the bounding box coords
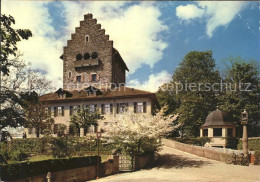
[143,102,147,113]
[101,104,104,114]
[62,106,64,116]
[81,75,84,83]
[116,103,119,114]
[134,102,137,113]
[110,104,113,114]
[73,76,76,83]
[97,74,100,81]
[89,74,92,82]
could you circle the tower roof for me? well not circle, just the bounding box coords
[201,108,235,128]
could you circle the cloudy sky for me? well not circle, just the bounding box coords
[2,1,259,92]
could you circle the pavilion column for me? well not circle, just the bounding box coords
[200,128,203,137]
[208,128,213,137]
[222,128,227,138]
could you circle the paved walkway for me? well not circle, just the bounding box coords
[91,146,260,182]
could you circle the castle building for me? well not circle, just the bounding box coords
[25,14,157,138]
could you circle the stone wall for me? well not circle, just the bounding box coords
[135,153,154,170]
[162,138,231,162]
[9,156,119,182]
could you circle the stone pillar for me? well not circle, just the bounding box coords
[242,124,248,158]
[80,128,84,137]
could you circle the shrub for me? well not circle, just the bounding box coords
[173,137,211,146]
[237,138,260,151]
[226,137,239,149]
[0,155,99,181]
[9,150,28,161]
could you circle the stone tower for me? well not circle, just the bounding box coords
[61,14,129,90]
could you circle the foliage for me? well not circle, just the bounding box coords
[20,91,54,137]
[218,58,260,137]
[226,137,239,149]
[70,104,104,136]
[9,150,28,161]
[0,14,32,75]
[167,51,220,137]
[0,156,99,181]
[237,138,260,151]
[173,137,211,146]
[50,137,73,158]
[100,108,179,155]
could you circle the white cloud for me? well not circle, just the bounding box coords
[127,70,171,92]
[2,1,168,91]
[176,4,204,20]
[2,1,63,89]
[61,2,168,74]
[176,2,248,37]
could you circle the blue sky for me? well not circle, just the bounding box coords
[3,1,259,92]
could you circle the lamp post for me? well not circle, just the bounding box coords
[96,132,101,179]
[241,109,248,158]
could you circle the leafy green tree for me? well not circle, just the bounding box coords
[70,105,104,136]
[172,51,220,137]
[0,14,32,131]
[21,91,54,138]
[219,57,260,137]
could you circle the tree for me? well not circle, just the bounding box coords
[0,14,32,131]
[219,57,260,137]
[164,51,220,137]
[100,108,179,155]
[70,105,104,136]
[21,91,54,138]
[0,14,32,75]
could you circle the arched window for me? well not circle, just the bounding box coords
[76,54,82,61]
[92,52,98,59]
[84,53,90,60]
[85,35,89,42]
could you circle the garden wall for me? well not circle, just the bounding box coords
[8,156,119,182]
[162,139,231,162]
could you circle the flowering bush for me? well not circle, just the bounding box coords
[100,108,179,155]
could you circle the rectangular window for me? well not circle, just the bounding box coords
[213,128,222,137]
[117,103,128,114]
[48,107,51,115]
[54,107,57,117]
[58,107,62,116]
[45,108,48,115]
[76,76,81,83]
[134,102,147,113]
[91,74,97,82]
[89,105,97,113]
[203,129,208,137]
[62,106,64,116]
[70,106,74,116]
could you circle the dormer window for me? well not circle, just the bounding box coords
[76,54,82,61]
[85,35,89,42]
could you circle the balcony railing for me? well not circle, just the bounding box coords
[74,59,99,68]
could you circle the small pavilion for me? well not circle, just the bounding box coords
[200,107,236,148]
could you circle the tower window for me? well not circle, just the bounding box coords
[92,52,98,59]
[91,74,97,82]
[76,54,82,61]
[76,76,81,83]
[84,53,90,60]
[85,35,89,42]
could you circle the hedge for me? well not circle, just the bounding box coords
[237,138,260,151]
[0,155,99,181]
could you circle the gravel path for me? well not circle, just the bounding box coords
[91,146,260,182]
